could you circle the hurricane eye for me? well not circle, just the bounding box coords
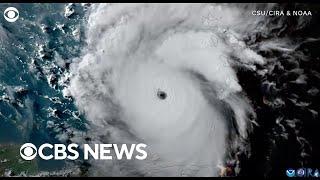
[157,90,167,100]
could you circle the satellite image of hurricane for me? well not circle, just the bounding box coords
[0,3,319,177]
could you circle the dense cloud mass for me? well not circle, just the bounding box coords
[67,3,265,176]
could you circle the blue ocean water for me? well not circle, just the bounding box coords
[0,3,88,172]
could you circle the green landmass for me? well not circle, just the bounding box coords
[0,144,38,176]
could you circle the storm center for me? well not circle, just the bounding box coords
[157,90,167,100]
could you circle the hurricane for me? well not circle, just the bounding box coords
[67,3,264,176]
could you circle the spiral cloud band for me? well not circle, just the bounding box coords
[67,3,264,176]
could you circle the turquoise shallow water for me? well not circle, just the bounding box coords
[0,3,88,172]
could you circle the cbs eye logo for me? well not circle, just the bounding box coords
[20,143,37,160]
[3,7,19,23]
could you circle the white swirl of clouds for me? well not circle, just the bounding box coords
[67,3,265,176]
